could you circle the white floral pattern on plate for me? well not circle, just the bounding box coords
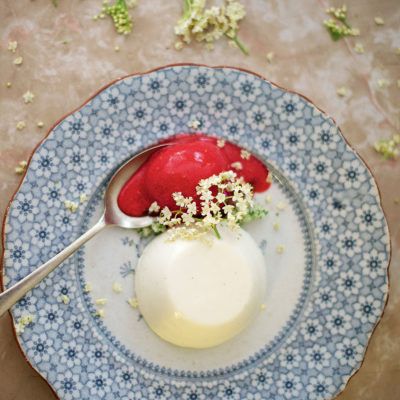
[2,65,389,400]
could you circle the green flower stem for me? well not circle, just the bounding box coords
[225,31,249,55]
[342,20,352,29]
[183,0,193,17]
[213,225,221,239]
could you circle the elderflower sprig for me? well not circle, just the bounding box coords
[324,5,359,41]
[153,170,263,241]
[174,0,248,55]
[94,0,134,35]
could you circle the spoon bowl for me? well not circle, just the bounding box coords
[0,144,168,317]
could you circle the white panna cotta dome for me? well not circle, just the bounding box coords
[135,226,267,349]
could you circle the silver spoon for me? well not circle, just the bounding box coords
[0,144,168,317]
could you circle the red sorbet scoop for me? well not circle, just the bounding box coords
[144,140,229,211]
[117,134,270,217]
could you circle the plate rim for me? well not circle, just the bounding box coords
[0,63,392,400]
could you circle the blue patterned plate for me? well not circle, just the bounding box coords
[2,65,390,400]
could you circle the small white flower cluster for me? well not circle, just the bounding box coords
[15,314,35,335]
[189,119,201,129]
[174,0,247,54]
[374,134,400,160]
[326,5,347,20]
[65,200,79,213]
[154,170,254,241]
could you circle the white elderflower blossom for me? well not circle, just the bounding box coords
[174,0,248,54]
[189,119,201,129]
[231,161,243,170]
[240,149,251,159]
[149,201,160,213]
[15,314,35,335]
[155,170,265,241]
[159,206,172,223]
[113,282,122,293]
[217,139,226,147]
[23,90,35,103]
[186,202,197,215]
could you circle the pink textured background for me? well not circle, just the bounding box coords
[0,0,399,398]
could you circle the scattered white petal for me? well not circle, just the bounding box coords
[16,121,25,130]
[93,309,105,318]
[231,161,243,171]
[61,294,70,304]
[277,244,285,253]
[113,282,122,293]
[128,298,139,308]
[217,139,225,148]
[83,282,92,293]
[15,161,27,174]
[149,201,160,213]
[266,52,274,63]
[337,87,347,97]
[15,322,25,335]
[354,43,364,54]
[8,40,18,52]
[174,41,183,51]
[23,90,35,103]
[13,56,23,65]
[374,17,384,25]
[65,200,79,212]
[189,119,201,129]
[15,314,35,334]
[377,79,388,88]
[277,202,287,211]
[240,149,251,160]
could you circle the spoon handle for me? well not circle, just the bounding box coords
[0,216,108,318]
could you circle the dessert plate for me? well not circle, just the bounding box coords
[2,65,390,400]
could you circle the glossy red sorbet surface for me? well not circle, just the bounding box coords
[117,134,270,216]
